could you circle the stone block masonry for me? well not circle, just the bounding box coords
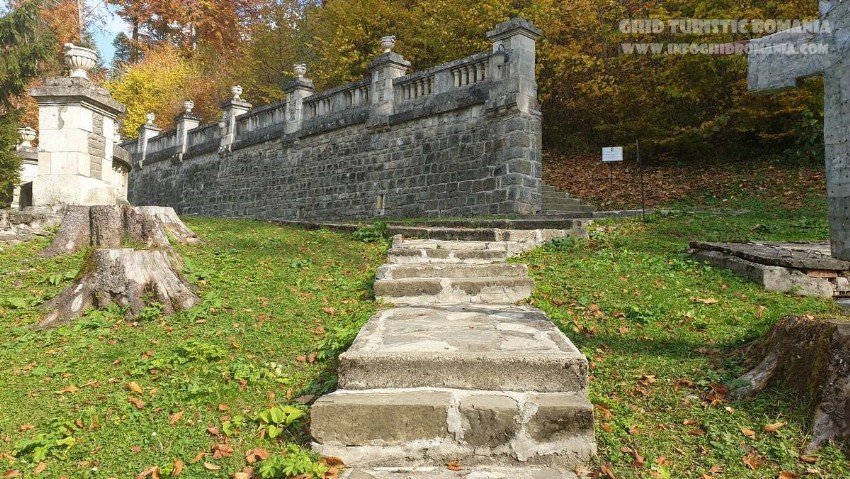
[125,19,545,221]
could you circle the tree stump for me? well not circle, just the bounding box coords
[41,205,200,258]
[37,248,201,329]
[731,315,850,452]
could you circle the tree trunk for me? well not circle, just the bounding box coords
[732,315,850,452]
[41,205,200,258]
[37,248,201,329]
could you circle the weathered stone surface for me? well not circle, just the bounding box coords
[691,241,850,271]
[526,393,595,443]
[374,276,534,305]
[459,395,520,447]
[376,264,527,280]
[339,306,588,392]
[692,249,838,298]
[341,466,578,479]
[311,390,452,445]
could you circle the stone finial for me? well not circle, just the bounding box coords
[63,43,98,79]
[17,126,36,149]
[184,99,195,113]
[380,35,397,53]
[145,112,155,125]
[231,85,243,101]
[294,64,307,79]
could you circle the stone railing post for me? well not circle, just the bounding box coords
[220,86,252,152]
[485,18,542,114]
[12,127,38,209]
[137,112,160,168]
[176,100,200,159]
[368,35,410,127]
[284,64,315,135]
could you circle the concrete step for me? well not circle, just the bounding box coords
[339,306,588,392]
[311,388,596,468]
[542,201,595,212]
[390,227,585,243]
[387,246,510,264]
[342,466,579,479]
[374,277,534,305]
[376,263,528,280]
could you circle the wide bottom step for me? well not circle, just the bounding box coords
[311,388,596,468]
[342,466,580,479]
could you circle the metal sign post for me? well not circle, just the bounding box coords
[637,140,646,221]
[602,147,623,204]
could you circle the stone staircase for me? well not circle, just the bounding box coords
[311,228,596,478]
[541,184,595,217]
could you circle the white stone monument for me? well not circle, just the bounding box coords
[748,1,850,259]
[27,43,130,208]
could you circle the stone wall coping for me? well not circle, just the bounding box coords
[29,77,125,116]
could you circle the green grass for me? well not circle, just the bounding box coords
[1,192,849,478]
[522,196,850,478]
[0,218,387,478]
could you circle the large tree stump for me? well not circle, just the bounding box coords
[41,205,200,258]
[731,315,850,452]
[37,248,201,329]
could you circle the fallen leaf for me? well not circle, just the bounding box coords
[190,452,207,463]
[320,457,345,467]
[306,352,317,363]
[33,463,46,475]
[600,464,617,478]
[130,446,142,453]
[764,421,787,433]
[799,455,818,463]
[206,426,220,436]
[322,307,336,315]
[128,396,145,409]
[58,385,79,394]
[778,472,800,479]
[127,382,144,394]
[169,410,184,425]
[233,474,250,479]
[245,448,270,464]
[203,463,221,471]
[18,424,34,431]
[683,419,697,426]
[3,471,22,478]
[691,297,718,305]
[743,452,765,470]
[172,460,184,477]
[600,423,614,433]
[446,461,462,471]
[741,428,756,438]
[136,466,158,479]
[638,374,656,386]
[212,443,234,459]
[217,403,229,411]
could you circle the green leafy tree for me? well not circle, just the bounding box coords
[0,0,53,206]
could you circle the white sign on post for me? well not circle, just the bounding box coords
[602,147,623,163]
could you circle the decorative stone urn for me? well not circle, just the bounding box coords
[17,127,36,149]
[145,112,155,125]
[63,43,97,79]
[294,64,307,79]
[380,35,396,53]
[184,99,195,113]
[231,85,243,101]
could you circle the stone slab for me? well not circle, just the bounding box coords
[341,466,579,479]
[691,241,850,272]
[339,306,587,392]
[374,277,535,305]
[376,264,528,280]
[311,388,595,467]
[692,250,836,298]
[387,247,509,264]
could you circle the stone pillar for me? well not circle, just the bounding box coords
[220,86,251,152]
[29,43,126,208]
[284,64,315,135]
[486,18,543,114]
[176,100,200,158]
[12,127,38,210]
[368,36,410,126]
[137,113,161,168]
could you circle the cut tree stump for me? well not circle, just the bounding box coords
[731,315,850,452]
[41,205,200,258]
[37,248,201,329]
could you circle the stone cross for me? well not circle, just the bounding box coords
[749,0,850,259]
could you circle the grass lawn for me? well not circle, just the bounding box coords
[1,190,849,478]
